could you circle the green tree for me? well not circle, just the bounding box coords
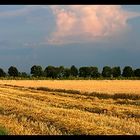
[79,67,91,77]
[70,65,78,77]
[112,66,121,77]
[8,66,19,77]
[44,66,58,78]
[64,68,71,78]
[90,67,100,78]
[31,65,43,77]
[102,66,112,77]
[57,66,65,78]
[122,66,133,77]
[134,68,140,77]
[0,68,6,77]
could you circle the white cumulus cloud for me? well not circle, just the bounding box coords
[47,5,140,45]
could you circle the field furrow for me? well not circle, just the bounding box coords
[0,80,139,135]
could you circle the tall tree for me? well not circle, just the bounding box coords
[112,66,121,77]
[0,68,6,77]
[57,66,65,78]
[44,66,58,78]
[70,65,78,77]
[8,66,19,77]
[102,66,112,77]
[79,67,91,77]
[122,66,133,77]
[90,66,100,78]
[31,65,43,77]
[134,68,140,77]
[64,68,71,78]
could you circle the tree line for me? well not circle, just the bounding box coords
[0,65,140,79]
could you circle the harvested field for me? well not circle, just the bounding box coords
[0,80,139,135]
[0,80,140,94]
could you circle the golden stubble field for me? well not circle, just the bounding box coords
[0,80,140,94]
[0,80,139,135]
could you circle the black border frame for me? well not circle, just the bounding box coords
[0,0,140,139]
[0,0,140,5]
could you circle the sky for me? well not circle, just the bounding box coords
[0,5,140,73]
